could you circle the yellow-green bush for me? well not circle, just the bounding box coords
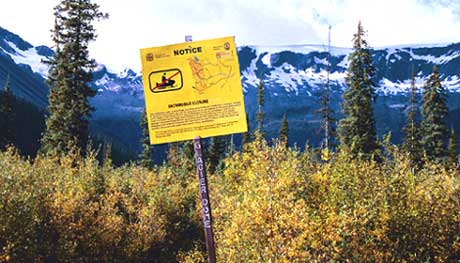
[1,140,460,262]
[0,149,202,262]
[210,140,460,262]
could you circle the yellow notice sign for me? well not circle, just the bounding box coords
[140,36,247,144]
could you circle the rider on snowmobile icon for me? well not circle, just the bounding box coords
[156,73,176,89]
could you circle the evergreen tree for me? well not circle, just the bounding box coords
[182,141,195,168]
[207,136,225,173]
[139,108,154,169]
[0,74,15,149]
[242,113,251,150]
[402,68,423,167]
[102,141,112,168]
[41,0,107,156]
[338,21,378,158]
[317,25,336,150]
[317,76,336,150]
[448,127,457,167]
[421,65,448,162]
[168,141,194,170]
[167,142,181,167]
[279,112,289,146]
[256,78,265,135]
[226,135,235,156]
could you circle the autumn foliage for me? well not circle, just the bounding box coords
[0,149,202,262]
[1,140,460,262]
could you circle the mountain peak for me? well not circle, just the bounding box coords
[118,68,139,79]
[35,45,54,58]
[0,26,33,53]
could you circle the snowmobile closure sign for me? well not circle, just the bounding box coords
[140,36,247,145]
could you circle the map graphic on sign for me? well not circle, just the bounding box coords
[140,36,247,145]
[188,57,233,94]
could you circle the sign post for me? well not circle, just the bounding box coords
[187,35,216,263]
[193,136,216,263]
[140,36,247,263]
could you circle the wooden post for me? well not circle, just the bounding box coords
[193,137,217,263]
[186,35,216,263]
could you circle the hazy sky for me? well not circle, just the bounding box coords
[1,0,460,72]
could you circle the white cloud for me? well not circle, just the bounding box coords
[289,0,460,47]
[0,0,55,47]
[1,0,460,72]
[418,0,460,16]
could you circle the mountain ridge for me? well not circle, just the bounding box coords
[1,26,460,149]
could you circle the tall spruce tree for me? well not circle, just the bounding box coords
[0,74,15,149]
[167,142,181,167]
[318,25,336,150]
[139,108,154,169]
[242,113,251,150]
[102,141,112,168]
[256,78,265,135]
[168,141,195,170]
[279,112,289,146]
[402,68,423,167]
[181,141,195,169]
[338,21,378,158]
[41,0,107,155]
[317,74,336,150]
[421,65,448,162]
[207,136,225,174]
[448,127,457,167]
[224,135,235,156]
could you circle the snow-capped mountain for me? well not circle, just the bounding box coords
[2,25,460,147]
[0,27,51,108]
[237,43,460,145]
[239,43,460,95]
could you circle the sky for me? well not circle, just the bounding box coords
[1,0,460,72]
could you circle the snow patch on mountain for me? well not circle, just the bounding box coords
[377,74,460,95]
[314,57,328,65]
[337,56,350,69]
[261,53,271,67]
[95,74,111,86]
[378,78,411,94]
[105,83,123,92]
[442,75,460,92]
[385,48,403,61]
[264,62,347,95]
[404,49,460,64]
[5,40,50,77]
[118,68,139,78]
[240,51,262,91]
[268,63,301,94]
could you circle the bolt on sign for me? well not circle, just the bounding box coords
[140,36,247,144]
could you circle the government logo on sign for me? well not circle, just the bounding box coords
[224,42,230,50]
[146,53,154,62]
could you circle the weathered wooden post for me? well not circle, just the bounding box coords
[193,136,216,263]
